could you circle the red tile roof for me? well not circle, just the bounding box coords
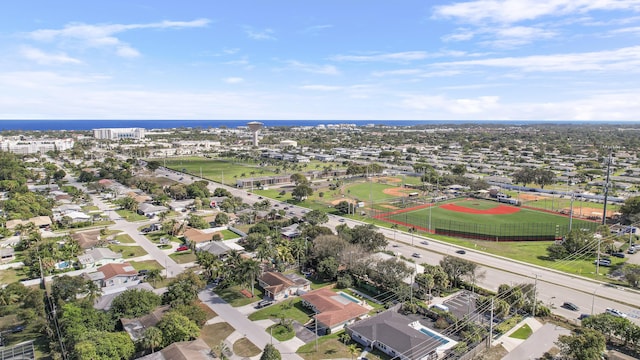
[301,288,369,328]
[97,262,138,281]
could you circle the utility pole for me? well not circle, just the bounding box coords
[487,298,494,347]
[569,193,574,232]
[315,317,319,352]
[602,150,612,225]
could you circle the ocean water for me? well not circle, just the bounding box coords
[0,119,634,131]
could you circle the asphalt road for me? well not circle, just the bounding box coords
[198,287,303,359]
[157,168,640,321]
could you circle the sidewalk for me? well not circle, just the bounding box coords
[493,317,544,352]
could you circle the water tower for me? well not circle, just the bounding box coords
[247,121,264,147]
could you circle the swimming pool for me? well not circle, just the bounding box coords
[419,327,449,345]
[408,321,457,353]
[337,291,360,303]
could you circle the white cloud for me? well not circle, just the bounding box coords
[330,51,429,62]
[435,45,640,72]
[299,85,342,91]
[285,60,340,75]
[401,94,500,114]
[372,69,461,78]
[302,24,333,34]
[26,18,210,57]
[20,46,82,65]
[611,25,640,34]
[433,0,640,25]
[224,77,244,84]
[245,27,276,40]
[0,71,108,88]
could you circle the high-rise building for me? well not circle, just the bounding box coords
[93,128,145,140]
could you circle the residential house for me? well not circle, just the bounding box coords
[72,230,103,249]
[258,271,311,300]
[347,309,457,360]
[300,288,369,334]
[280,223,301,239]
[121,305,171,341]
[136,339,212,360]
[0,247,15,262]
[138,203,169,217]
[84,262,139,288]
[77,247,123,268]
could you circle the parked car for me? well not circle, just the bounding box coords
[412,253,422,258]
[456,250,466,255]
[420,240,429,245]
[10,325,25,333]
[612,252,625,258]
[255,300,274,309]
[606,308,627,318]
[176,245,189,252]
[141,227,152,234]
[578,314,591,320]
[594,259,611,266]
[629,248,637,254]
[562,302,579,311]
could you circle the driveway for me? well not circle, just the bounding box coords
[293,321,317,344]
[502,323,569,360]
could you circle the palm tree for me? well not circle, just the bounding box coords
[239,259,261,295]
[142,326,163,354]
[347,344,359,360]
[146,268,163,286]
[84,279,102,304]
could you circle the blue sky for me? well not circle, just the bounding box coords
[1,0,640,120]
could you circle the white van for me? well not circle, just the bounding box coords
[431,304,449,312]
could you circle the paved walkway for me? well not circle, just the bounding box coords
[495,318,569,360]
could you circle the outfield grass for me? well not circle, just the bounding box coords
[386,199,596,236]
[344,182,399,202]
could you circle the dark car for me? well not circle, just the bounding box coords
[456,250,466,255]
[562,302,579,311]
[255,300,274,309]
[10,325,25,333]
[578,314,591,320]
[612,252,625,258]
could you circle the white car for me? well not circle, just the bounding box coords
[606,308,627,318]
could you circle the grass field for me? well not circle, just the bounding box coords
[129,260,163,271]
[169,250,197,264]
[233,337,261,357]
[248,298,312,324]
[201,322,235,349]
[384,198,597,237]
[215,285,262,307]
[108,244,148,258]
[509,324,533,339]
[220,229,241,240]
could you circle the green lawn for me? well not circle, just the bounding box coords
[129,260,163,271]
[147,232,182,244]
[169,251,197,264]
[233,337,261,358]
[215,285,262,307]
[248,298,312,324]
[297,330,378,360]
[345,182,399,202]
[0,268,24,284]
[114,233,136,243]
[115,209,148,222]
[266,323,295,341]
[220,229,241,240]
[201,322,235,349]
[509,324,533,339]
[430,236,625,280]
[108,244,148,258]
